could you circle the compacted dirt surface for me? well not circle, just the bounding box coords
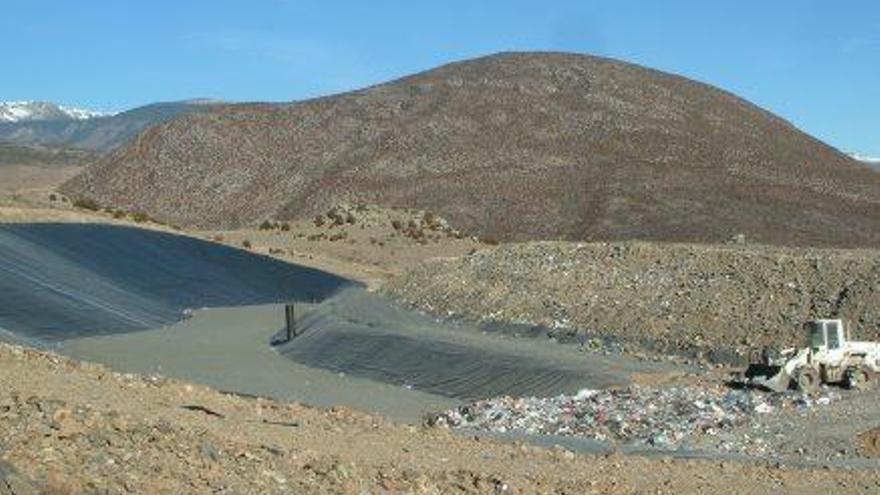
[2,342,880,495]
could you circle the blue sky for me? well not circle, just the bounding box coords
[2,1,878,155]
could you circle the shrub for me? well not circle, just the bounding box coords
[242,239,252,249]
[423,211,439,230]
[48,193,57,202]
[112,210,126,219]
[314,215,325,227]
[131,211,150,223]
[72,197,100,211]
[390,219,403,230]
[259,220,276,231]
[280,222,291,232]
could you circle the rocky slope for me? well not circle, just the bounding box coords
[385,241,880,363]
[2,342,879,494]
[62,52,880,247]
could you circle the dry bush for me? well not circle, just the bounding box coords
[131,211,150,223]
[71,197,100,211]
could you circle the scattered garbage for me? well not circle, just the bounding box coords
[431,385,839,449]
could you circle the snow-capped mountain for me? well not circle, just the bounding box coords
[0,100,224,151]
[847,152,880,171]
[0,101,112,123]
[848,152,880,164]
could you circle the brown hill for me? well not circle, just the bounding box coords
[61,52,880,246]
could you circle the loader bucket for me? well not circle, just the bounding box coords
[744,364,791,392]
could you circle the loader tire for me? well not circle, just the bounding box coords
[796,369,819,393]
[845,366,875,391]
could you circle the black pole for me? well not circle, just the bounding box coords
[285,303,296,341]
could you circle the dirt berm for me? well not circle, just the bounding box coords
[385,242,880,363]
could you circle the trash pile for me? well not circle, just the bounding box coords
[432,385,838,449]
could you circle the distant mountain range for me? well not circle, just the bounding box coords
[0,101,111,123]
[849,153,880,171]
[62,52,880,248]
[0,100,222,152]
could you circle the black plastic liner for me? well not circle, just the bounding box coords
[276,289,650,400]
[0,223,353,341]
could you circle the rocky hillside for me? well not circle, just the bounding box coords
[385,242,880,363]
[62,52,880,246]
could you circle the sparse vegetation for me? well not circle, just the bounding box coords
[131,211,151,223]
[71,197,100,211]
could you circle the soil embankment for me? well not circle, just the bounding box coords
[386,241,880,363]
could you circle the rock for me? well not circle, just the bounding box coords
[199,442,222,462]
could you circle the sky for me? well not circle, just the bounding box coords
[1,1,878,156]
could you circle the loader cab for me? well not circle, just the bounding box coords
[806,319,845,356]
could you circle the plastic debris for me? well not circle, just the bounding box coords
[432,385,837,449]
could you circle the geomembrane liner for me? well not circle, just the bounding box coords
[276,288,653,400]
[0,223,353,341]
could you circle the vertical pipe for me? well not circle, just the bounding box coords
[285,303,296,341]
